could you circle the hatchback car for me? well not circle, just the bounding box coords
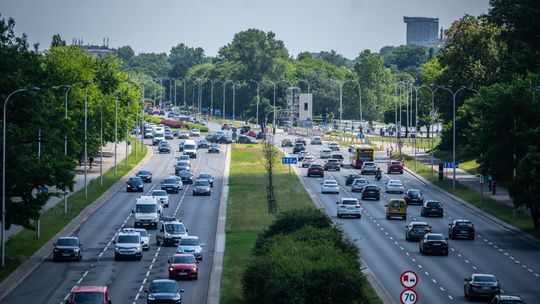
[361,162,377,174]
[448,219,475,240]
[351,178,369,192]
[336,198,362,218]
[192,179,211,196]
[176,236,204,260]
[197,173,214,187]
[158,141,171,154]
[136,170,153,183]
[320,148,332,159]
[53,237,82,262]
[126,177,144,192]
[464,273,500,300]
[293,143,305,153]
[421,200,444,217]
[65,286,111,304]
[385,179,405,193]
[190,129,201,137]
[321,180,340,194]
[177,170,193,184]
[152,190,170,207]
[387,160,404,174]
[324,159,341,171]
[404,189,424,205]
[307,164,324,177]
[419,233,449,255]
[405,222,432,241]
[208,143,220,153]
[361,185,381,201]
[310,136,323,145]
[168,254,199,280]
[145,279,184,303]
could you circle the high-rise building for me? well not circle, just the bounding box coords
[403,17,440,48]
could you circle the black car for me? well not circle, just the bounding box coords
[237,135,258,144]
[292,143,305,154]
[177,170,193,184]
[448,219,475,240]
[136,170,153,183]
[161,177,181,194]
[197,139,210,148]
[127,177,144,192]
[158,141,171,154]
[464,274,501,300]
[345,173,360,186]
[421,200,444,217]
[206,133,218,142]
[404,189,424,205]
[145,279,183,304]
[361,185,380,201]
[324,159,341,171]
[217,135,233,144]
[53,237,82,261]
[419,233,448,255]
[208,143,220,153]
[240,125,251,134]
[405,221,431,241]
[197,173,214,187]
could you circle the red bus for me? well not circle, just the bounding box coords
[348,144,375,169]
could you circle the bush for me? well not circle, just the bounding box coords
[243,229,366,304]
[185,122,209,132]
[144,116,162,124]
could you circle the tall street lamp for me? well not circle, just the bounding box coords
[334,79,360,140]
[2,87,40,267]
[249,80,260,126]
[262,80,292,134]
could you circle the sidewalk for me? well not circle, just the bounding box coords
[5,141,131,240]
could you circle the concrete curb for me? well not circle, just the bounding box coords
[207,144,231,304]
[404,167,540,248]
[0,144,154,301]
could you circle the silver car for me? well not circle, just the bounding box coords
[385,179,405,193]
[321,180,339,194]
[176,235,204,260]
[192,179,211,196]
[351,178,368,192]
[152,190,169,208]
[361,162,377,175]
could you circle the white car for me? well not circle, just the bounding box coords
[123,228,150,250]
[302,156,316,168]
[320,149,332,159]
[351,178,369,192]
[311,136,323,145]
[336,197,362,218]
[152,134,165,145]
[321,180,340,194]
[190,129,201,137]
[297,151,311,161]
[385,179,405,194]
[328,142,340,151]
[177,154,191,164]
[152,190,170,208]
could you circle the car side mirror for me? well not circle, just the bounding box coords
[144,289,149,293]
[141,241,144,244]
[201,244,205,247]
[181,289,185,293]
[113,240,116,244]
[131,210,135,213]
[336,201,339,204]
[464,278,470,282]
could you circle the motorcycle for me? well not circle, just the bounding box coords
[375,171,382,181]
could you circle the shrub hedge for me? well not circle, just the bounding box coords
[184,122,209,132]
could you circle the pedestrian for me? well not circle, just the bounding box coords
[386,147,390,157]
[492,180,497,195]
[487,174,493,191]
[78,153,83,166]
[89,156,94,169]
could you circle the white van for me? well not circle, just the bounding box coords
[133,196,162,229]
[183,139,197,158]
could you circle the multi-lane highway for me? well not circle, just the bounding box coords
[276,132,540,303]
[3,134,227,304]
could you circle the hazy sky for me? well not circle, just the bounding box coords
[1,0,490,58]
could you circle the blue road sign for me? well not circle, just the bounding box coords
[282,157,298,164]
[444,162,459,168]
[41,186,49,193]
[358,133,365,139]
[214,109,221,116]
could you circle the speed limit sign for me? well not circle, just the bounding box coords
[400,289,418,304]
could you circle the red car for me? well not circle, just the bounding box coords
[387,160,403,174]
[247,130,257,137]
[168,254,199,280]
[307,163,324,177]
[65,286,111,304]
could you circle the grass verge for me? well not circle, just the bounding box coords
[0,137,148,283]
[402,155,540,240]
[220,144,382,303]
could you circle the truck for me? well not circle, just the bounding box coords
[133,196,162,229]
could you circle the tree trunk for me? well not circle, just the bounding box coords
[531,205,539,229]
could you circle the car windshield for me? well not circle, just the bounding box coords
[409,190,421,197]
[348,174,359,179]
[199,174,211,178]
[128,178,141,183]
[426,234,445,241]
[474,275,497,282]
[327,160,338,164]
[149,281,178,293]
[179,171,191,177]
[412,224,429,229]
[391,161,401,166]
[180,238,199,246]
[117,235,140,243]
[171,255,196,264]
[136,205,156,213]
[165,224,186,233]
[163,178,176,184]
[364,163,375,167]
[184,144,196,150]
[57,238,78,246]
[427,202,440,207]
[195,180,209,186]
[160,142,169,146]
[152,190,167,196]
[138,171,150,176]
[72,292,103,304]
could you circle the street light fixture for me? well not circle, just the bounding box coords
[262,80,292,134]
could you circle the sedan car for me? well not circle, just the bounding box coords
[320,149,332,159]
[491,295,524,304]
[208,143,220,153]
[361,185,381,201]
[292,143,305,153]
[152,190,170,208]
[419,233,449,255]
[136,170,153,183]
[168,253,199,280]
[464,273,501,300]
[421,200,444,217]
[197,173,214,187]
[301,156,316,168]
[404,189,424,205]
[53,237,82,261]
[126,176,144,192]
[351,178,369,192]
[192,179,211,196]
[146,279,184,302]
[174,161,191,174]
[164,131,174,140]
[310,136,323,145]
[190,129,201,137]
[161,177,183,194]
[385,179,405,194]
[217,135,233,144]
[345,173,361,186]
[197,139,210,149]
[178,132,190,139]
[321,180,339,194]
[307,164,324,177]
[324,159,341,171]
[448,219,475,240]
[328,142,340,151]
[405,221,432,241]
[158,141,171,154]
[237,135,258,144]
[361,161,377,175]
[336,198,362,218]
[176,236,204,260]
[177,170,193,184]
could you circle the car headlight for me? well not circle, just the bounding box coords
[147,294,155,300]
[73,248,80,252]
[195,248,201,253]
[173,294,181,300]
[191,267,197,272]
[54,248,59,252]
[165,233,171,238]
[169,267,174,272]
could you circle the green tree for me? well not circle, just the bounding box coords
[50,34,66,47]
[126,52,171,78]
[383,44,428,71]
[168,43,206,79]
[115,45,135,63]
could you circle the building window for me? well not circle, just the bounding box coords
[304,103,308,111]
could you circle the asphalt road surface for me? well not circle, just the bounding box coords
[3,134,227,304]
[276,132,540,304]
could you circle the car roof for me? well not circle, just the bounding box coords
[58,236,79,241]
[342,198,358,202]
[118,232,140,237]
[72,286,107,293]
[388,179,402,183]
[150,279,177,284]
[181,235,199,241]
[410,221,429,226]
[324,180,338,183]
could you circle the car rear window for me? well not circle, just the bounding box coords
[426,234,445,241]
[427,202,440,207]
[72,292,103,303]
[118,235,140,243]
[310,164,322,168]
[332,154,343,159]
[57,238,78,246]
[153,190,167,196]
[473,275,497,282]
[457,222,473,228]
[180,238,199,246]
[342,200,357,205]
[364,186,378,190]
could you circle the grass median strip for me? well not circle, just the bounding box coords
[0,138,148,283]
[220,143,382,304]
